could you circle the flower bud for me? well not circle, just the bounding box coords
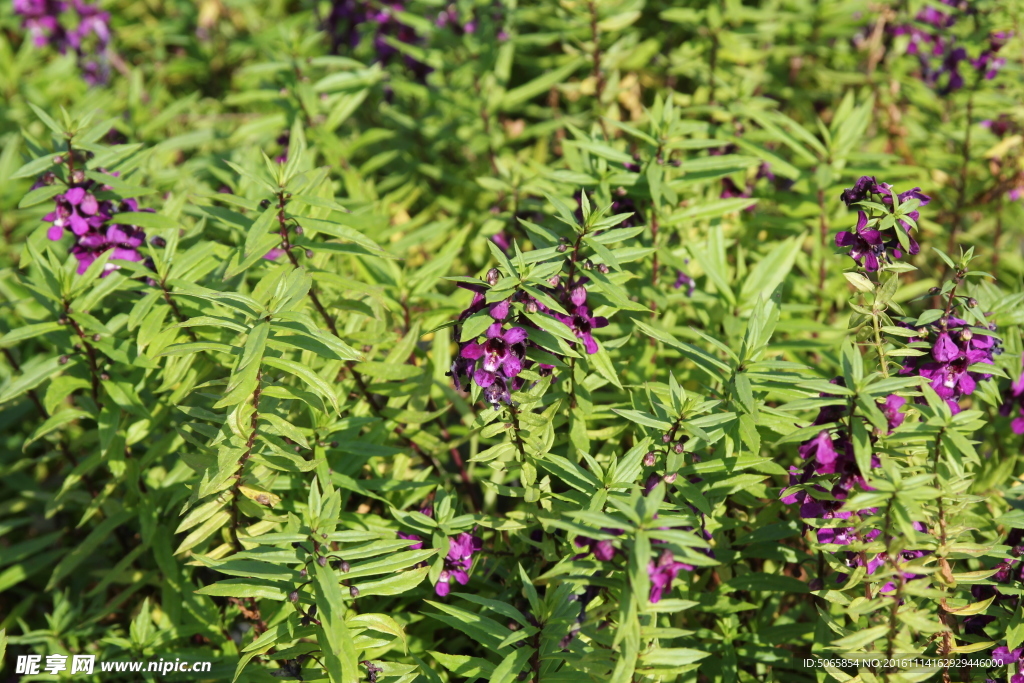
[321,533,328,539]
[1013,546,1024,558]
[260,199,271,209]
[597,263,609,274]
[100,373,110,381]
[41,172,56,185]
[661,434,671,443]
[150,236,167,247]
[961,329,973,342]
[583,260,594,270]
[317,556,327,567]
[486,268,500,285]
[70,169,85,184]
[556,244,567,252]
[59,355,69,365]
[299,568,307,577]
[340,560,350,573]
[929,287,941,295]
[330,441,338,448]
[966,298,978,308]
[92,334,101,341]
[663,473,677,484]
[349,586,360,598]
[643,452,656,467]
[548,276,561,287]
[305,250,314,258]
[525,300,538,313]
[289,591,299,603]
[53,155,65,165]
[294,225,303,235]
[58,317,68,325]
[673,443,684,454]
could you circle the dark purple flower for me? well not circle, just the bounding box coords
[999,360,1024,433]
[673,269,695,297]
[398,532,423,550]
[900,318,998,412]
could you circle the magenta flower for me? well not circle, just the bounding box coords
[647,550,687,603]
[900,318,998,413]
[459,323,528,388]
[553,286,608,355]
[397,532,424,550]
[880,394,906,433]
[434,532,482,597]
[992,645,1022,666]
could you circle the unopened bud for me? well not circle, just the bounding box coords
[150,236,166,247]
[260,199,271,209]
[661,434,671,443]
[929,287,941,295]
[583,260,594,270]
[92,333,101,341]
[597,263,609,274]
[300,568,307,577]
[663,473,677,484]
[70,169,85,184]
[305,250,314,258]
[525,300,538,313]
[100,373,110,381]
[321,533,328,539]
[330,441,338,448]
[548,275,561,287]
[289,591,299,603]
[58,317,68,325]
[317,556,327,567]
[673,443,684,454]
[961,329,973,342]
[966,298,978,308]
[41,172,56,185]
[1013,546,1024,558]
[643,452,656,467]
[59,355,69,365]
[340,560,350,573]
[556,244,567,253]
[349,586,360,598]
[294,225,303,235]
[486,268,500,285]
[53,155,65,165]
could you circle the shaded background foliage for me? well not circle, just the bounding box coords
[2,0,1024,682]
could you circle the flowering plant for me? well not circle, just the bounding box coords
[3,1,1024,682]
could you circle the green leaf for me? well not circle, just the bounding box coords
[314,560,360,683]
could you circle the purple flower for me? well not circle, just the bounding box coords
[992,646,1023,667]
[900,318,998,412]
[398,532,423,550]
[553,286,608,355]
[434,532,482,597]
[14,0,111,83]
[44,174,149,276]
[836,180,928,270]
[835,212,886,272]
[999,360,1024,433]
[459,323,528,388]
[673,269,695,297]
[647,550,688,603]
[880,394,906,433]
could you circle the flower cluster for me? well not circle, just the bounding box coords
[38,168,148,276]
[836,176,929,272]
[14,0,111,84]
[433,532,482,597]
[891,4,1011,93]
[450,268,609,404]
[325,0,430,80]
[899,317,998,414]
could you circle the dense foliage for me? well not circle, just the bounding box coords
[2,0,1024,681]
